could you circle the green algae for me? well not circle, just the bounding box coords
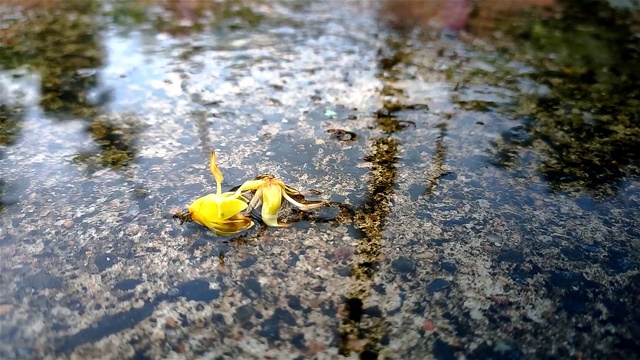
[89,118,140,169]
[517,14,639,190]
[339,137,398,358]
[338,34,424,358]
[106,0,265,35]
[71,117,141,171]
[455,0,640,193]
[0,105,23,146]
[0,0,103,117]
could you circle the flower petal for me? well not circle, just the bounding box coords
[209,151,224,194]
[247,187,263,213]
[235,179,265,193]
[216,197,249,220]
[281,181,302,196]
[188,193,248,230]
[282,191,326,211]
[209,214,254,235]
[221,192,249,203]
[261,183,282,227]
[188,194,215,227]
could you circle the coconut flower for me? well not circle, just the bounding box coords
[186,151,254,235]
[231,174,326,227]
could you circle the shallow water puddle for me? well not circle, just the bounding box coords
[1,0,639,359]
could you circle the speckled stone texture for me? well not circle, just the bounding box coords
[1,1,639,359]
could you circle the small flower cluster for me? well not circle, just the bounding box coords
[176,151,326,235]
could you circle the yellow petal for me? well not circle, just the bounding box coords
[188,194,213,227]
[210,151,224,194]
[209,214,254,235]
[188,194,248,230]
[261,183,282,227]
[221,191,249,203]
[281,181,302,196]
[282,191,326,211]
[216,197,249,220]
[237,179,265,192]
[247,187,263,212]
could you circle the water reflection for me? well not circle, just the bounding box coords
[73,115,141,170]
[491,2,640,191]
[0,0,103,116]
[380,0,555,32]
[0,105,23,146]
[382,0,640,193]
[0,0,283,174]
[0,0,638,357]
[339,32,443,356]
[107,0,264,36]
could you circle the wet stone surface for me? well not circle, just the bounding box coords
[1,0,640,359]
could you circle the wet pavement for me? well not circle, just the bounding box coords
[1,0,639,359]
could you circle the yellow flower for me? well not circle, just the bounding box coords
[188,151,254,235]
[232,174,326,227]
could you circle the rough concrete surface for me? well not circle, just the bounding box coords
[1,1,639,359]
